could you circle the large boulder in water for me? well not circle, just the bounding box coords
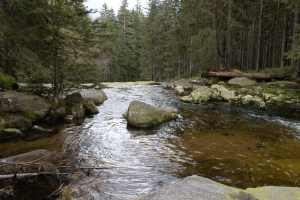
[64,92,86,118]
[123,100,178,128]
[80,89,107,106]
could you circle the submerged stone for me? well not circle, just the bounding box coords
[123,100,178,128]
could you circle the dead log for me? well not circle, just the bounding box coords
[208,71,273,80]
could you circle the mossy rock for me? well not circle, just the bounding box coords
[0,91,50,120]
[0,112,32,130]
[64,92,85,118]
[190,86,212,103]
[83,101,99,115]
[180,96,194,103]
[123,100,178,128]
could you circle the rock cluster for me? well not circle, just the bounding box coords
[0,89,107,139]
[166,77,298,109]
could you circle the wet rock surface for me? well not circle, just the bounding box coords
[134,175,300,200]
[123,100,178,128]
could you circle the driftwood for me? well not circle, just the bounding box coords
[207,71,290,81]
[0,155,110,198]
[0,160,110,180]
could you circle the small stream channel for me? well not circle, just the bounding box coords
[1,84,300,199]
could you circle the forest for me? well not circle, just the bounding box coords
[1,0,300,98]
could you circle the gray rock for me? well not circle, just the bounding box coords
[246,186,300,200]
[64,92,86,118]
[31,125,56,133]
[134,175,300,200]
[197,78,212,86]
[55,107,67,118]
[270,96,283,103]
[0,149,61,174]
[0,92,50,121]
[228,77,256,87]
[134,175,239,200]
[241,95,265,108]
[0,113,32,130]
[180,95,194,103]
[123,100,178,128]
[190,86,212,103]
[174,85,185,96]
[211,85,235,101]
[164,79,193,91]
[80,89,107,106]
[175,79,193,91]
[83,101,99,115]
[0,128,23,139]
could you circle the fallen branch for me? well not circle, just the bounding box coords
[0,172,70,179]
[47,183,64,198]
[58,166,110,170]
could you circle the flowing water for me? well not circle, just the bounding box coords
[1,84,300,199]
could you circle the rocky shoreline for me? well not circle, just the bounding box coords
[0,88,107,140]
[164,77,300,109]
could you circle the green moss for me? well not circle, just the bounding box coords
[248,66,295,76]
[27,113,37,121]
[0,72,18,90]
[217,81,226,85]
[60,102,72,115]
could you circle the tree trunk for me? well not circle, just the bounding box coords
[226,1,232,71]
[272,0,280,68]
[256,0,263,72]
[280,16,287,68]
[292,3,299,78]
[294,61,300,79]
[189,37,192,77]
[207,71,288,81]
[213,0,219,70]
[178,59,181,79]
[248,20,255,70]
[51,0,60,102]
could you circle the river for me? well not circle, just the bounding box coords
[1,84,300,199]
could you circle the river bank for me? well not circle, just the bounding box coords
[165,78,300,109]
[1,82,300,199]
